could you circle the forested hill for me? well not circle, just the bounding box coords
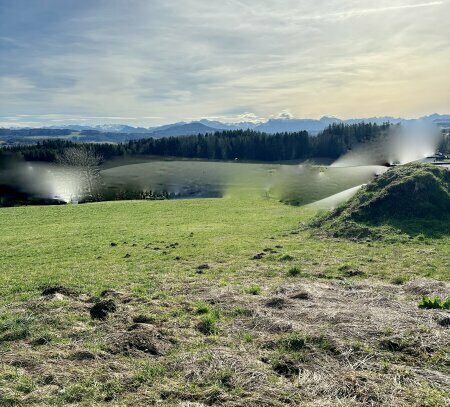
[4,123,392,162]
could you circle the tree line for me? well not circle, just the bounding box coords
[2,122,392,163]
[439,131,450,154]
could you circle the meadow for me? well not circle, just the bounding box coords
[0,196,449,405]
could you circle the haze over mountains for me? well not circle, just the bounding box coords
[36,114,450,137]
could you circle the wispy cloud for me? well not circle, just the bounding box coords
[0,76,35,95]
[294,1,446,21]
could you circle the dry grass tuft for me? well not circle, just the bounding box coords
[1,277,449,405]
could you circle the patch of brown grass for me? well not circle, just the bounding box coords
[0,279,449,406]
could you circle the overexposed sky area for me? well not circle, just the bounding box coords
[1,0,449,127]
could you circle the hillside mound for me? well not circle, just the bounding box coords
[313,164,450,239]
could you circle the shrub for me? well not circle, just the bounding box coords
[418,296,450,310]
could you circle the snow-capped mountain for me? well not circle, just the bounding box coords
[20,113,450,137]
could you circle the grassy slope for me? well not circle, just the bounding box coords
[0,197,449,405]
[1,197,311,302]
[314,164,450,240]
[1,197,448,302]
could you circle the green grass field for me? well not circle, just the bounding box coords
[0,197,449,406]
[1,196,448,302]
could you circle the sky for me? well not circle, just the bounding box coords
[1,0,449,127]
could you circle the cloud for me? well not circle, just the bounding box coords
[201,111,265,123]
[235,112,265,123]
[289,1,446,21]
[0,76,35,95]
[0,0,449,126]
[275,110,294,120]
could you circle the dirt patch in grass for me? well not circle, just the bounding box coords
[251,252,266,260]
[438,317,450,327]
[264,296,289,309]
[90,299,117,319]
[41,286,80,298]
[108,324,172,355]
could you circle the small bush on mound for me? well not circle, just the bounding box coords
[312,164,450,239]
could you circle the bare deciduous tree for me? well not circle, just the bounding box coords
[56,148,103,200]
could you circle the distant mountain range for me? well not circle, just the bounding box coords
[1,113,448,148]
[40,114,449,137]
[150,122,217,137]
